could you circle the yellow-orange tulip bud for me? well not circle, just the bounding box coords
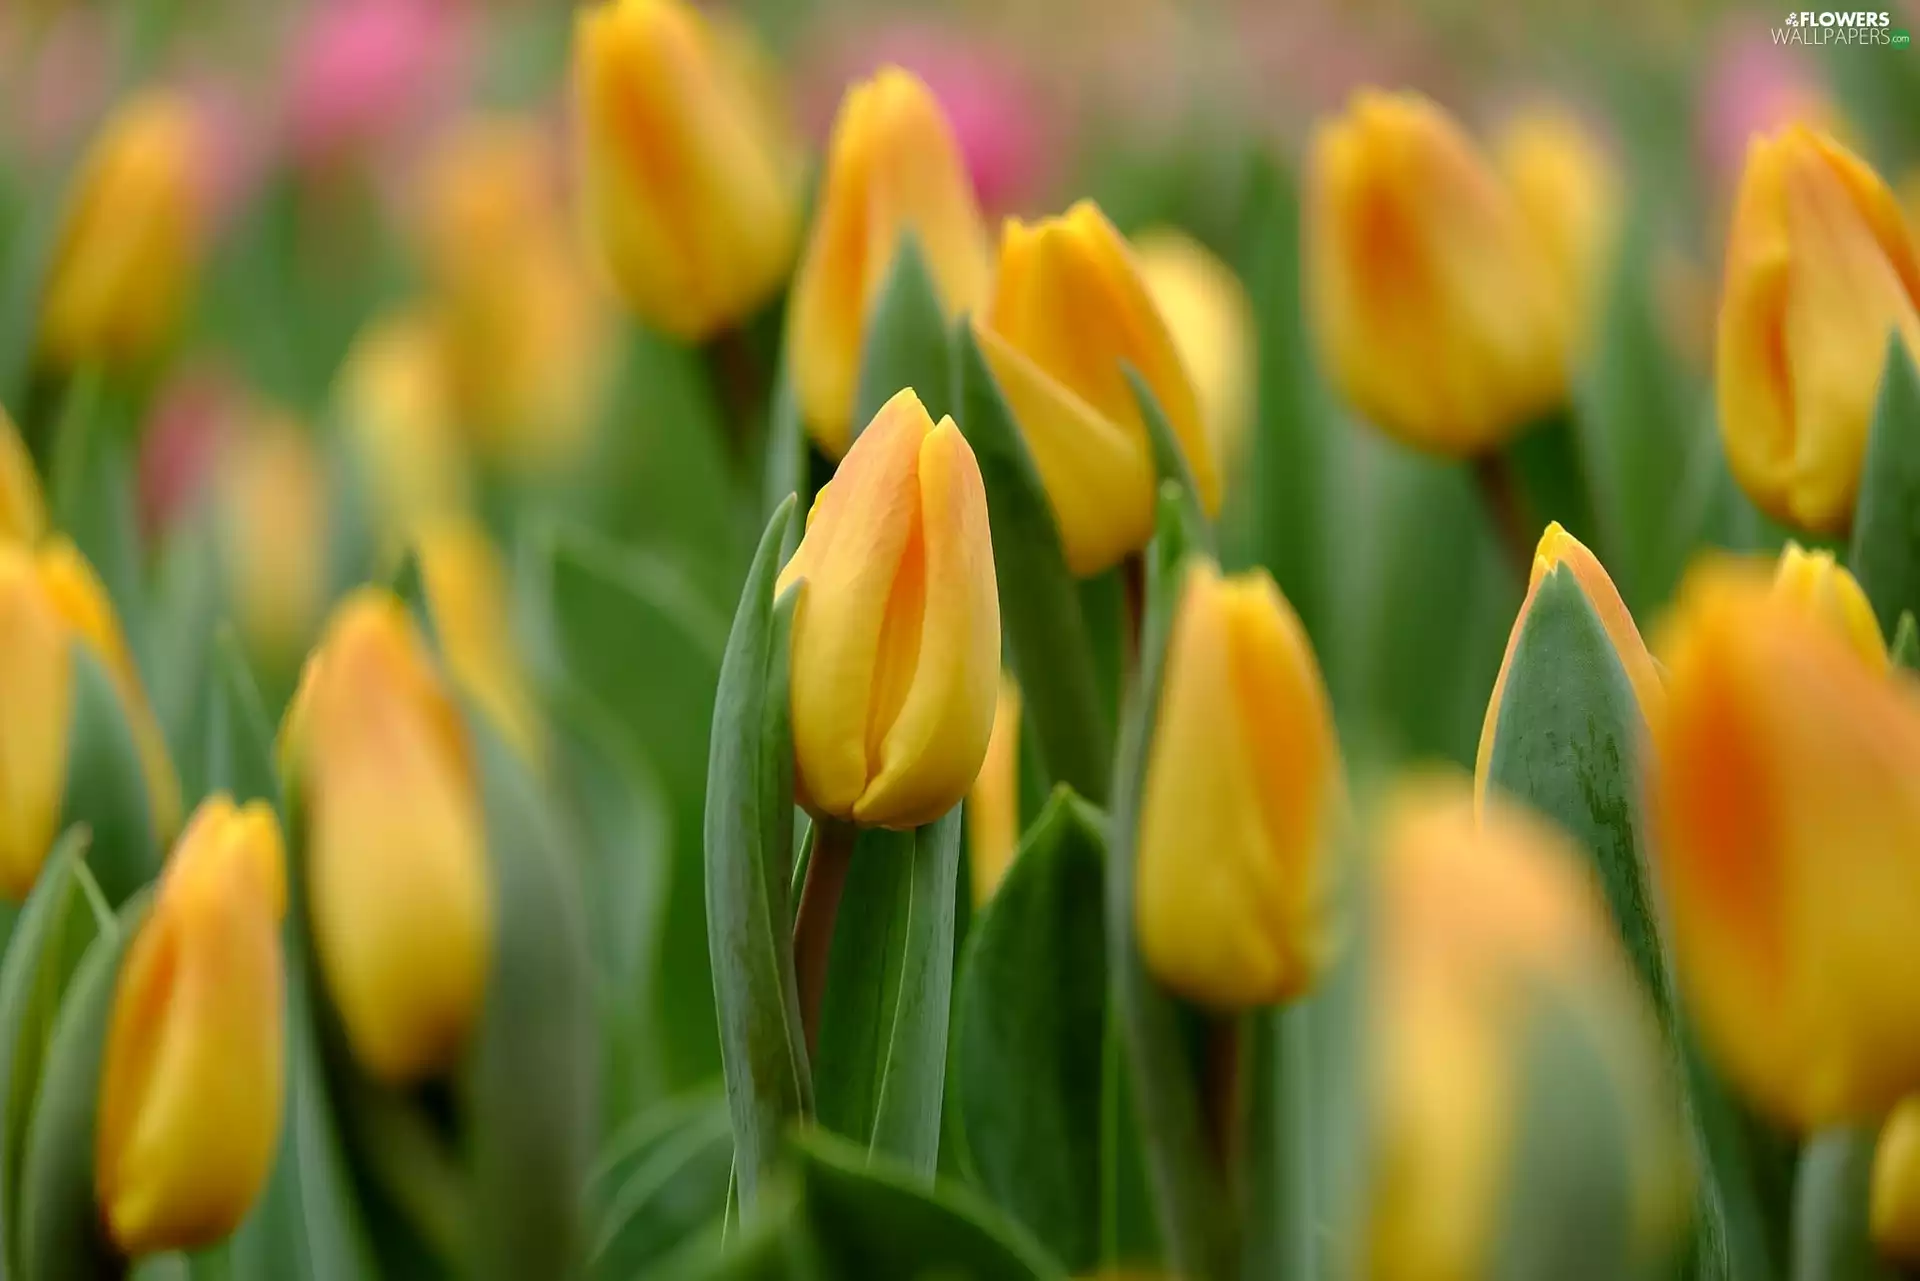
[967,675,1021,906]
[1307,90,1568,456]
[219,411,328,663]
[96,796,285,1255]
[40,91,207,369]
[573,0,798,340]
[1717,125,1920,534]
[416,516,543,765]
[1475,522,1662,816]
[1135,228,1256,476]
[1771,541,1887,672]
[1874,1099,1920,1264]
[286,591,491,1082]
[0,407,45,543]
[778,389,999,830]
[976,201,1217,576]
[336,311,469,558]
[1650,562,1920,1127]
[789,67,989,456]
[1493,108,1621,350]
[1135,559,1340,1009]
[0,546,74,897]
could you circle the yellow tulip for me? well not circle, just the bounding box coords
[778,389,1000,829]
[1474,522,1661,817]
[40,91,206,369]
[1134,228,1256,476]
[286,590,491,1082]
[219,410,328,663]
[1369,776,1681,1281]
[573,0,798,340]
[416,516,543,765]
[336,311,469,558]
[789,67,989,457]
[1717,125,1920,534]
[975,201,1217,576]
[1771,541,1887,672]
[1874,1099,1920,1264]
[1650,561,1920,1127]
[967,676,1021,906]
[1306,89,1569,456]
[0,406,45,542]
[1135,559,1340,1009]
[1493,108,1621,350]
[96,796,285,1256]
[0,546,73,897]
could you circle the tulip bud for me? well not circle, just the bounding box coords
[40,91,207,370]
[975,201,1217,576]
[1134,559,1341,1009]
[219,410,328,663]
[778,389,999,830]
[286,590,491,1082]
[573,0,799,340]
[0,407,46,543]
[0,546,74,897]
[1475,522,1662,815]
[1771,541,1887,672]
[1369,777,1684,1281]
[96,796,285,1255]
[1135,228,1257,477]
[967,675,1021,906]
[1306,90,1569,456]
[1493,108,1621,350]
[1717,125,1920,534]
[789,67,990,456]
[1650,562,1920,1127]
[416,516,543,766]
[1874,1099,1920,1264]
[336,311,469,558]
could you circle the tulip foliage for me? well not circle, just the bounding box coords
[15,4,1920,1280]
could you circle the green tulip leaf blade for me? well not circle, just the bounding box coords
[704,497,812,1210]
[1126,367,1212,558]
[1791,1128,1900,1281]
[60,643,162,909]
[950,786,1108,1271]
[952,324,1113,804]
[200,628,280,809]
[852,234,952,438]
[586,1091,735,1281]
[1850,334,1920,634]
[1892,611,1919,671]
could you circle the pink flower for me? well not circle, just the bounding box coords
[285,0,467,167]
[1699,24,1839,179]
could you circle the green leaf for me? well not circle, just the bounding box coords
[794,1130,1064,1280]
[1790,1129,1898,1281]
[61,644,163,908]
[1892,611,1919,671]
[1128,368,1212,558]
[762,359,809,526]
[952,325,1113,804]
[1238,1006,1315,1281]
[0,833,100,1275]
[705,498,811,1209]
[47,373,146,648]
[462,715,599,1281]
[1849,336,1920,635]
[0,167,73,409]
[200,630,280,808]
[813,810,964,1180]
[546,526,728,1087]
[19,891,147,1281]
[951,789,1108,1271]
[587,1093,734,1281]
[852,236,952,439]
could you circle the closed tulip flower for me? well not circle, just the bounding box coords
[778,389,999,830]
[1493,108,1621,349]
[1771,541,1886,672]
[976,201,1217,576]
[40,91,207,369]
[336,311,469,557]
[967,675,1021,906]
[219,410,328,663]
[1307,90,1569,456]
[789,67,989,456]
[1650,562,1920,1127]
[1135,228,1257,476]
[1717,125,1920,534]
[1475,522,1662,815]
[0,407,45,542]
[574,0,798,340]
[416,516,543,765]
[0,547,74,897]
[285,590,491,1082]
[96,796,285,1255]
[1874,1099,1920,1264]
[1135,559,1341,1009]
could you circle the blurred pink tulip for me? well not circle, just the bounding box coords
[139,367,244,539]
[285,0,466,167]
[1699,24,1839,180]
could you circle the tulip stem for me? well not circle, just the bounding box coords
[1471,452,1535,584]
[1203,1016,1244,1181]
[793,817,856,1058]
[71,852,116,939]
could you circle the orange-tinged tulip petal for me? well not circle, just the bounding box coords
[1475,523,1661,816]
[0,546,72,898]
[1771,541,1887,672]
[220,410,327,662]
[1651,562,1920,1127]
[1493,109,1621,349]
[1716,125,1920,534]
[779,389,1000,829]
[978,201,1217,576]
[1307,90,1569,455]
[289,591,491,1081]
[967,675,1021,906]
[97,796,285,1255]
[790,67,989,456]
[336,311,469,558]
[416,516,543,765]
[574,0,798,340]
[1875,1099,1920,1264]
[1135,228,1256,477]
[0,407,45,543]
[1135,560,1341,1009]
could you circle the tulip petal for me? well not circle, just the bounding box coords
[0,551,72,898]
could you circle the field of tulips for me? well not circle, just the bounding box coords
[8,0,1920,1278]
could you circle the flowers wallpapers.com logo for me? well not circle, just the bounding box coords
[1774,10,1909,44]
